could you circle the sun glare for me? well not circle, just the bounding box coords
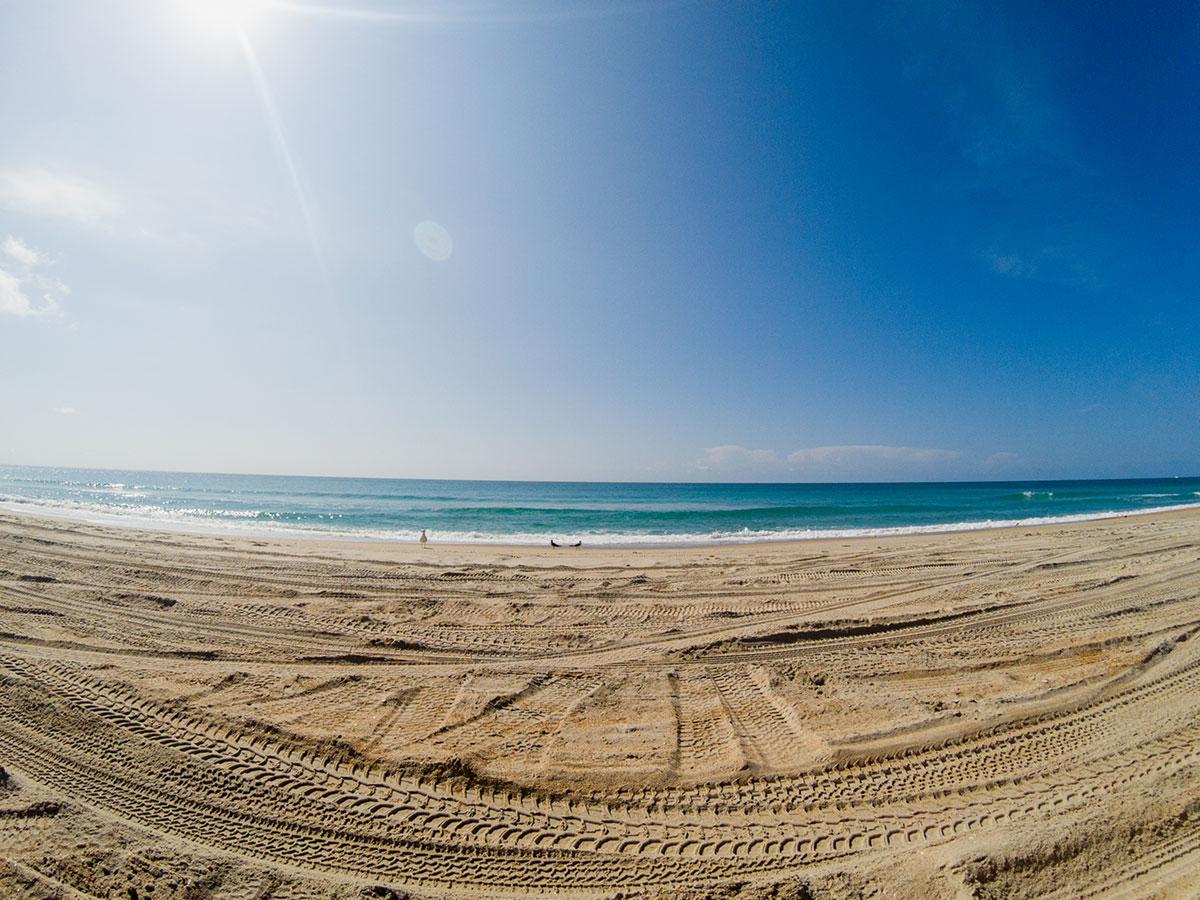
[178,0,262,36]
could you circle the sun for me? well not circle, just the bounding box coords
[178,0,263,36]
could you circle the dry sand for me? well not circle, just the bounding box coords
[1,507,1199,899]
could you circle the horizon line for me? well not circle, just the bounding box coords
[2,461,1197,487]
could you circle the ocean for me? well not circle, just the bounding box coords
[1,465,1198,546]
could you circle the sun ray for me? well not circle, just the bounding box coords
[234,27,333,298]
[254,0,693,26]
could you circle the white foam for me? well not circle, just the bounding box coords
[2,494,1198,547]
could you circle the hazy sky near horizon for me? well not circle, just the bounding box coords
[1,0,1197,482]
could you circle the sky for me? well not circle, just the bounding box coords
[1,0,1197,482]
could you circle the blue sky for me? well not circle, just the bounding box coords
[1,0,1196,481]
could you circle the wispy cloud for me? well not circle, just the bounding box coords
[889,5,1079,181]
[0,165,123,226]
[0,235,68,321]
[786,445,961,466]
[987,250,1034,278]
[2,235,43,266]
[53,406,77,415]
[984,241,1106,292]
[0,268,31,317]
[696,445,780,470]
[887,6,1109,291]
[695,443,991,479]
[698,443,967,476]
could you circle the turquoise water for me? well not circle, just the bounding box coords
[1,465,1197,545]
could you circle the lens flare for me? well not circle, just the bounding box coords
[414,221,453,261]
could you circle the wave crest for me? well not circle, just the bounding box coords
[2,493,1197,547]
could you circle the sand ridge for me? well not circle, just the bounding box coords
[0,508,1199,898]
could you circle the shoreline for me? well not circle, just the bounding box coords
[5,468,1198,550]
[4,501,1199,563]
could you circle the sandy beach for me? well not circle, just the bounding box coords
[1,506,1199,898]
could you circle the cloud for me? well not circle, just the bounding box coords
[2,235,42,266]
[0,268,32,317]
[53,407,77,415]
[786,445,962,466]
[0,235,67,321]
[984,242,1106,291]
[697,443,970,477]
[0,165,123,226]
[887,7,1112,291]
[889,5,1078,180]
[697,445,780,470]
[984,451,1019,467]
[987,250,1034,277]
